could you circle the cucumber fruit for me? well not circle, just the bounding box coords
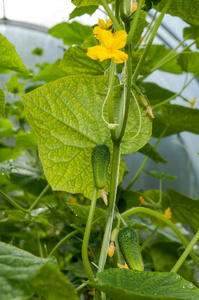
[118,226,144,271]
[91,144,110,189]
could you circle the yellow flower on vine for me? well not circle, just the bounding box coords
[164,207,172,219]
[93,19,112,39]
[189,96,197,108]
[86,30,128,64]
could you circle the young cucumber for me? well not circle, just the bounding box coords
[91,144,110,189]
[118,226,144,271]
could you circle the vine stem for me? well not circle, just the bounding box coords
[97,143,121,273]
[140,226,158,252]
[48,229,79,258]
[107,60,117,142]
[132,0,172,82]
[126,0,145,45]
[101,0,121,30]
[0,189,28,213]
[82,186,98,282]
[121,207,199,268]
[28,183,50,212]
[171,229,199,273]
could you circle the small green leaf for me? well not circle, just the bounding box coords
[32,47,43,56]
[0,86,5,118]
[65,261,97,278]
[90,268,199,300]
[183,25,199,49]
[156,0,199,26]
[32,264,79,300]
[5,74,25,94]
[15,131,38,150]
[139,143,168,164]
[0,161,17,177]
[0,34,29,73]
[167,187,199,234]
[31,60,68,83]
[48,21,92,46]
[145,170,177,181]
[72,0,113,6]
[177,51,199,77]
[0,147,21,163]
[69,5,98,19]
[0,241,58,300]
[141,82,175,106]
[0,118,14,138]
[152,105,199,137]
[59,46,109,75]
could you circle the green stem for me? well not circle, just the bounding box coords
[101,0,121,30]
[140,226,158,252]
[76,281,89,292]
[152,75,196,109]
[121,207,199,268]
[119,0,127,22]
[115,238,122,264]
[156,179,162,206]
[126,0,131,15]
[141,11,157,45]
[107,60,117,142]
[171,229,199,273]
[126,0,145,45]
[48,229,79,258]
[98,143,121,273]
[37,235,44,258]
[82,186,98,282]
[132,0,172,82]
[126,127,168,189]
[117,44,132,142]
[28,183,50,212]
[115,0,120,22]
[0,189,28,213]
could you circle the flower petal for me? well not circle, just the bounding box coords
[106,19,112,28]
[86,45,112,62]
[98,19,106,29]
[111,30,127,50]
[97,30,114,48]
[111,49,128,63]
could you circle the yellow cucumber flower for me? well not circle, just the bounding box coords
[87,30,128,64]
[132,0,138,12]
[164,207,172,219]
[93,19,112,39]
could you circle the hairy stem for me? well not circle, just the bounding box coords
[171,229,199,273]
[0,189,28,213]
[101,0,121,30]
[28,183,50,211]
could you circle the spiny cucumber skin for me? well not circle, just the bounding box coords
[91,144,110,189]
[118,227,144,271]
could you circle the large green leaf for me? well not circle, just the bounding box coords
[0,86,5,118]
[31,60,68,83]
[59,46,109,75]
[0,242,79,300]
[21,75,151,198]
[72,0,113,6]
[90,268,199,300]
[69,5,98,19]
[177,51,199,78]
[152,105,199,137]
[141,82,175,106]
[15,131,38,150]
[167,187,199,234]
[48,21,92,46]
[0,34,29,73]
[156,0,199,26]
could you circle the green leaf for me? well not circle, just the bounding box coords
[31,60,68,83]
[0,161,17,177]
[177,51,199,77]
[147,45,183,74]
[90,268,199,300]
[156,0,199,26]
[72,0,113,6]
[167,187,199,234]
[69,5,98,19]
[145,170,177,181]
[15,131,38,150]
[138,143,168,164]
[65,261,97,278]
[0,86,5,118]
[152,105,199,137]
[0,118,14,138]
[0,241,58,300]
[0,34,29,73]
[5,73,25,94]
[32,47,43,56]
[48,21,92,46]
[141,82,175,106]
[59,46,109,76]
[0,148,21,163]
[32,264,79,300]
[183,25,199,49]
[130,18,149,49]
[21,75,151,198]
